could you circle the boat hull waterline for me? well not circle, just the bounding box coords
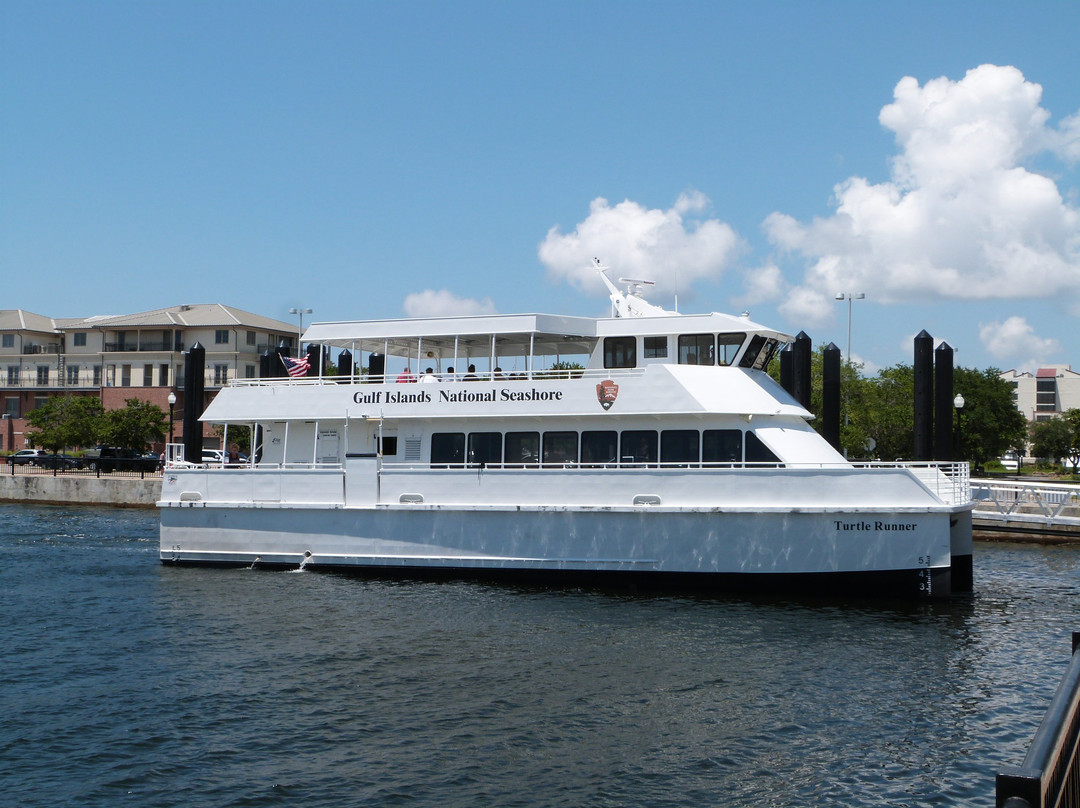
[160,501,972,597]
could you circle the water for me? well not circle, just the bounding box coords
[1,504,1078,808]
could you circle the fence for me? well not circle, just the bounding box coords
[997,633,1080,808]
[6,460,161,480]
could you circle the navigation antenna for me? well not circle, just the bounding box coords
[592,257,674,318]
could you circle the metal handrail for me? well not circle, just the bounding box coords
[997,633,1080,808]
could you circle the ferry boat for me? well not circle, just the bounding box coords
[159,267,974,598]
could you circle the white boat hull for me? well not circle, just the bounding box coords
[160,499,972,598]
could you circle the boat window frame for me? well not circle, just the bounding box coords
[542,431,578,465]
[703,429,743,467]
[603,336,637,369]
[430,432,465,467]
[738,335,769,368]
[717,333,745,366]
[745,431,782,467]
[643,336,667,359]
[620,430,658,467]
[467,431,503,467]
[580,430,618,468]
[678,334,715,366]
[505,431,540,467]
[660,429,700,466]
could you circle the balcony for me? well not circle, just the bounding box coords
[103,341,178,352]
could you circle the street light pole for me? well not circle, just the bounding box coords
[834,292,865,363]
[289,307,312,355]
[167,392,176,445]
[953,393,965,461]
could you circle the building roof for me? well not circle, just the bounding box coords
[0,309,61,334]
[60,304,295,333]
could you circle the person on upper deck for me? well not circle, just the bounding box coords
[396,367,416,383]
[419,367,439,383]
[463,364,478,381]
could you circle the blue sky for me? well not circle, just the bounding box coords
[3,1,1078,374]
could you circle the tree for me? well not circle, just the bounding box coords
[1065,409,1080,473]
[952,367,1028,467]
[1029,415,1076,468]
[768,347,874,457]
[25,395,104,453]
[100,398,167,453]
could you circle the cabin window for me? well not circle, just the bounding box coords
[703,429,742,466]
[2,334,14,348]
[215,329,229,345]
[603,337,636,369]
[543,431,578,465]
[73,332,87,347]
[661,430,699,465]
[643,336,667,359]
[718,333,745,365]
[430,432,465,466]
[678,334,715,365]
[739,335,768,368]
[757,338,780,371]
[505,431,539,466]
[745,432,782,466]
[468,432,502,466]
[581,431,618,467]
[378,435,398,456]
[620,430,658,466]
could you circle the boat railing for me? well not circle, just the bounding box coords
[996,632,1080,808]
[376,459,971,503]
[228,366,647,387]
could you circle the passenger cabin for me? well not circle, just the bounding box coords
[193,309,840,476]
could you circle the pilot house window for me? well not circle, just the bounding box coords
[718,333,745,365]
[678,334,715,365]
[603,337,636,369]
[643,336,667,358]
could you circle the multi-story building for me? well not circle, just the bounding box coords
[999,365,1080,423]
[1,304,298,453]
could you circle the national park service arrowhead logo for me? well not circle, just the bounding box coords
[596,379,619,411]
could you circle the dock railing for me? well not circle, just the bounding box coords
[997,633,1080,808]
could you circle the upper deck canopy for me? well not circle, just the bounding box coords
[301,310,788,359]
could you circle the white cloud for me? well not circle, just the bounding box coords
[768,65,1080,325]
[403,289,496,318]
[978,315,1061,367]
[538,192,742,301]
[733,262,786,307]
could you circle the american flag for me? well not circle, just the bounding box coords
[281,354,311,378]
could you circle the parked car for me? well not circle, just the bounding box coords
[34,453,82,470]
[998,451,1020,471]
[202,449,249,466]
[82,445,159,473]
[6,449,49,466]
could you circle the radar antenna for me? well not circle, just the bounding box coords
[592,258,674,318]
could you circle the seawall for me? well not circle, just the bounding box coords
[0,474,160,508]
